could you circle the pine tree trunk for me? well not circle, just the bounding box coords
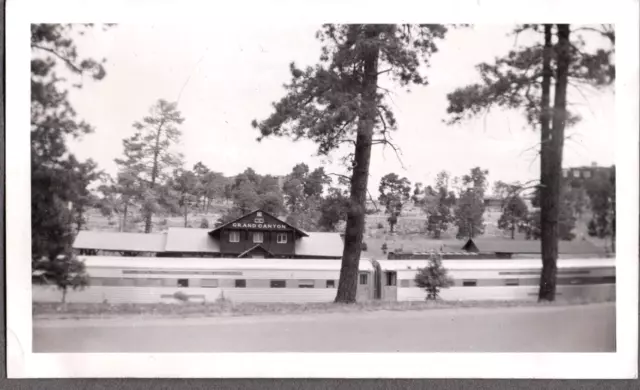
[184,195,188,228]
[61,287,67,303]
[539,24,570,301]
[121,201,129,232]
[538,24,555,301]
[144,120,166,233]
[335,28,379,304]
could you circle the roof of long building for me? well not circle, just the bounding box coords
[72,228,344,258]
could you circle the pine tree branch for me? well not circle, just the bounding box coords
[572,26,615,44]
[32,44,84,74]
[327,172,379,212]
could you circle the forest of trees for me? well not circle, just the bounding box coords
[30,23,616,304]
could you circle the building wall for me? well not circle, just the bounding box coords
[218,229,295,256]
[217,211,298,256]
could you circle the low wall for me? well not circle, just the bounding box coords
[32,286,341,304]
[397,284,616,302]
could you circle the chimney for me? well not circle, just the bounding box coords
[591,161,597,167]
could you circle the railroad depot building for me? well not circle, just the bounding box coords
[73,210,343,259]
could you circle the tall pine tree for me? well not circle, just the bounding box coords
[31,24,112,298]
[119,99,185,233]
[252,24,448,303]
[444,24,614,301]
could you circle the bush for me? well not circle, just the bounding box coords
[377,222,384,229]
[173,291,190,302]
[361,241,368,251]
[200,218,209,229]
[414,254,454,300]
[381,242,388,254]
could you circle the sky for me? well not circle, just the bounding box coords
[62,24,615,194]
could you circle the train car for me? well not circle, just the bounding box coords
[32,256,376,304]
[375,258,616,302]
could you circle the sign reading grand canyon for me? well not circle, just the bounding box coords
[230,222,288,230]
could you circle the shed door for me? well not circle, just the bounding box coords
[356,272,372,301]
[382,271,397,301]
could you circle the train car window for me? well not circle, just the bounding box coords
[462,280,477,287]
[201,279,219,288]
[147,278,163,287]
[400,279,410,288]
[90,277,103,286]
[177,279,189,288]
[359,274,368,285]
[298,280,315,288]
[270,280,286,288]
[505,279,519,286]
[326,280,336,288]
[229,231,240,242]
[602,276,616,283]
[385,272,397,286]
[235,279,246,288]
[120,278,136,287]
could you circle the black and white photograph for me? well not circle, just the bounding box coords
[5,0,639,379]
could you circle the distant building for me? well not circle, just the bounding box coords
[461,237,608,258]
[562,162,613,182]
[483,197,503,213]
[388,237,607,260]
[73,209,343,259]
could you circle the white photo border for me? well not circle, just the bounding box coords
[6,0,639,379]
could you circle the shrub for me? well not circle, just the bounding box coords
[361,241,368,251]
[200,218,209,229]
[377,222,384,229]
[381,242,388,254]
[173,291,190,302]
[414,254,454,300]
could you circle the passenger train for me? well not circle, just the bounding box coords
[32,255,616,304]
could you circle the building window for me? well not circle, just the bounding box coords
[462,280,477,287]
[505,279,519,286]
[177,279,189,288]
[385,272,397,286]
[235,279,246,288]
[573,170,580,178]
[359,273,368,285]
[257,211,263,217]
[298,280,315,288]
[563,170,568,178]
[255,217,264,224]
[583,170,592,179]
[229,231,240,243]
[201,279,219,288]
[270,280,286,288]
[400,279,410,288]
[276,233,287,244]
[253,232,264,243]
[326,280,336,288]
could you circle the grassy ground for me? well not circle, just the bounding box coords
[33,296,615,321]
